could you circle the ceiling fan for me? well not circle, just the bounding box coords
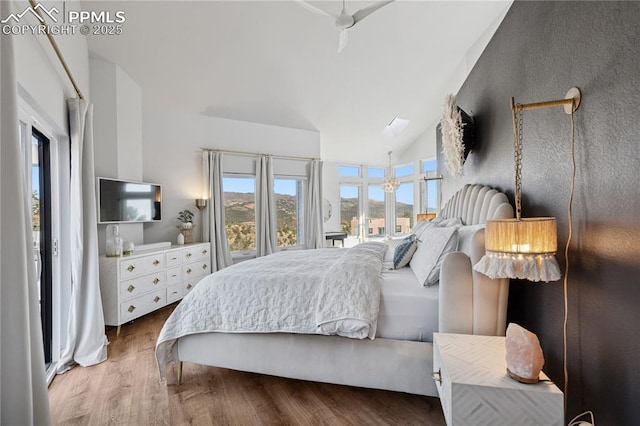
[297,0,395,53]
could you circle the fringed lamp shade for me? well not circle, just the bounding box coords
[474,217,561,282]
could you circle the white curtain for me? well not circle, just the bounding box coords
[0,1,52,421]
[57,98,107,372]
[255,155,277,256]
[305,160,324,249]
[202,151,232,271]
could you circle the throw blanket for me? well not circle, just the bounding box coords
[155,242,387,378]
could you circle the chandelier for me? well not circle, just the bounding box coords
[381,151,399,193]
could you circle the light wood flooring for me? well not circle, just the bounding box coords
[49,304,446,425]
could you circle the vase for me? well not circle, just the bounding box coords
[106,224,123,257]
[177,232,185,245]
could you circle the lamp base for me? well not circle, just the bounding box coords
[506,368,539,384]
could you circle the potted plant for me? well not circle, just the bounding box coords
[177,209,194,229]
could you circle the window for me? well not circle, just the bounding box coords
[274,178,304,248]
[367,185,385,237]
[223,176,256,251]
[340,185,360,238]
[395,182,414,234]
[339,165,360,177]
[367,167,385,178]
[394,164,414,178]
[422,159,437,173]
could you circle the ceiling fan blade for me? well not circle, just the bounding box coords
[352,0,395,24]
[295,0,336,18]
[337,29,349,53]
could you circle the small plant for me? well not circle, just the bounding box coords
[177,209,194,225]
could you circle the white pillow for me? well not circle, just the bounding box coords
[457,224,485,257]
[437,217,463,227]
[409,226,459,287]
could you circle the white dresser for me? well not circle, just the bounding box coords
[433,332,564,426]
[99,243,211,333]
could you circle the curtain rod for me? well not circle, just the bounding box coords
[201,147,320,162]
[28,0,84,99]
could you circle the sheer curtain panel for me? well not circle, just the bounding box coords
[305,160,324,249]
[0,2,52,421]
[202,151,233,271]
[255,155,277,256]
[57,98,108,372]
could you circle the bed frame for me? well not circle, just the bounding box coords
[171,184,513,397]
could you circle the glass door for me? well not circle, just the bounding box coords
[21,122,54,367]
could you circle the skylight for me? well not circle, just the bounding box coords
[382,118,410,137]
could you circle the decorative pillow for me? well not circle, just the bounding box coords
[409,226,459,287]
[412,219,429,236]
[392,234,418,269]
[457,224,485,257]
[437,217,463,227]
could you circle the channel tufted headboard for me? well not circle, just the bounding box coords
[438,184,514,337]
[440,184,514,225]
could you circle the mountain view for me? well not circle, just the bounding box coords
[224,191,299,251]
[340,197,413,235]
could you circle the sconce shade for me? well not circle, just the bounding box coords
[195,198,208,210]
[474,217,561,282]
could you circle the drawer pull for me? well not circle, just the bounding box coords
[128,305,136,313]
[202,264,207,270]
[186,252,192,258]
[154,296,161,303]
[202,249,208,254]
[153,278,160,285]
[171,274,177,278]
[153,259,160,266]
[170,256,178,261]
[432,368,442,385]
[127,265,135,272]
[186,284,193,290]
[127,284,135,293]
[186,268,192,274]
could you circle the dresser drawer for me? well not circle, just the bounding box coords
[119,272,166,301]
[165,249,183,267]
[120,289,166,323]
[183,260,210,279]
[432,343,452,425]
[119,253,165,279]
[166,283,183,304]
[166,266,182,285]
[183,245,210,263]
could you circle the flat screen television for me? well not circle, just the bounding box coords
[97,177,162,223]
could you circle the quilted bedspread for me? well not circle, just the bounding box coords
[155,242,387,378]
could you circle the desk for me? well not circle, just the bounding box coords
[324,231,347,247]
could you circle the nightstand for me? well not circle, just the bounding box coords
[433,333,564,426]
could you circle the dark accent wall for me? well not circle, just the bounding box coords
[437,2,640,424]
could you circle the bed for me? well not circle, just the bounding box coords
[156,184,513,397]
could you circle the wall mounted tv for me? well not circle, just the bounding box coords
[97,177,162,224]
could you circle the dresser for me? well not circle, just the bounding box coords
[99,243,211,334]
[432,333,564,426]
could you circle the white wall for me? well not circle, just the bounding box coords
[141,108,321,245]
[90,59,144,250]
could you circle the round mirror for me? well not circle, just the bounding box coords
[323,199,332,223]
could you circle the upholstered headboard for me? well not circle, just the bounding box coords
[438,184,514,337]
[440,184,513,225]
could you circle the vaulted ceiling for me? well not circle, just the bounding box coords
[85,1,511,164]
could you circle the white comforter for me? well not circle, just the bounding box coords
[155,242,387,378]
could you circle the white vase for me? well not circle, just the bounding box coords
[177,232,185,245]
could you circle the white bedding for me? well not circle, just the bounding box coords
[377,267,439,342]
[156,242,387,378]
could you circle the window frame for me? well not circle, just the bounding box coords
[222,173,257,255]
[273,175,307,250]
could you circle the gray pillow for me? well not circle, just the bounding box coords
[392,234,418,269]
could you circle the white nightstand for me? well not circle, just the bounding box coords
[433,333,564,426]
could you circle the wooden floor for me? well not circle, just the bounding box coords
[49,304,446,425]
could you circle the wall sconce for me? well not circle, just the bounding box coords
[474,87,582,415]
[195,198,207,210]
[474,87,581,282]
